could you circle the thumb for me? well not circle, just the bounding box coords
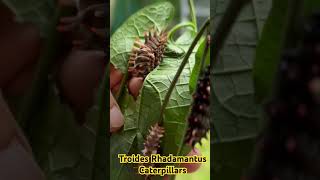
[110,91,124,132]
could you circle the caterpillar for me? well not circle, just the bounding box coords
[142,123,165,157]
[185,65,210,147]
[140,123,165,180]
[248,13,320,180]
[128,29,167,78]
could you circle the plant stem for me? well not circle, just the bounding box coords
[211,0,250,65]
[18,8,62,138]
[92,62,109,180]
[188,0,197,31]
[159,18,210,125]
[176,34,211,160]
[167,22,196,43]
[199,33,210,78]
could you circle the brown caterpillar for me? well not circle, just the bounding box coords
[142,123,165,158]
[128,29,167,78]
[185,65,210,147]
[140,123,165,179]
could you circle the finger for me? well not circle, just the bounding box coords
[128,77,143,98]
[0,137,45,180]
[163,175,169,180]
[0,23,41,88]
[0,93,16,150]
[163,148,202,179]
[0,92,32,153]
[110,64,123,89]
[0,92,44,179]
[180,148,202,173]
[110,91,124,132]
[3,65,34,96]
[111,83,121,94]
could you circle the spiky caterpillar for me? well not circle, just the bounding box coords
[128,30,167,78]
[142,123,165,157]
[139,123,165,180]
[248,13,320,180]
[185,65,210,147]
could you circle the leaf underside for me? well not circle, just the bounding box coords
[110,2,202,180]
[211,0,271,179]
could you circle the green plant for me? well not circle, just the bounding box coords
[110,1,210,179]
[211,0,320,179]
[2,0,107,180]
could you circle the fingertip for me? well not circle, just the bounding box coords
[128,77,143,98]
[163,175,170,180]
[110,106,124,132]
[111,83,120,94]
[110,64,123,89]
[180,148,202,173]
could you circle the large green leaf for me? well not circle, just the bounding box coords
[211,0,270,142]
[212,138,255,179]
[110,1,175,72]
[2,0,56,37]
[26,85,101,180]
[110,32,197,180]
[253,0,290,103]
[110,2,204,179]
[211,0,271,179]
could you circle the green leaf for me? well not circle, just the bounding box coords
[109,8,204,180]
[211,0,270,142]
[27,86,101,180]
[2,0,56,37]
[189,38,210,93]
[212,138,255,179]
[110,2,201,179]
[211,0,271,179]
[253,0,290,103]
[110,32,197,179]
[110,1,175,73]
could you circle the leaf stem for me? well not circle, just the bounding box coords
[167,22,196,43]
[188,0,197,31]
[159,18,210,125]
[92,62,109,180]
[175,35,211,160]
[199,33,210,79]
[211,0,250,65]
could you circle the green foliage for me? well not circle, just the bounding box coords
[211,0,271,179]
[110,1,175,72]
[189,38,210,93]
[211,0,270,142]
[1,1,107,179]
[212,138,255,179]
[110,2,204,179]
[28,85,102,180]
[253,0,290,103]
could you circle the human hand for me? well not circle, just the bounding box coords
[110,64,143,132]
